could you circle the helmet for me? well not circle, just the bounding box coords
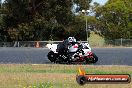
[68,37,76,43]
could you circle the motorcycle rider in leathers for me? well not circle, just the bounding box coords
[57,37,77,57]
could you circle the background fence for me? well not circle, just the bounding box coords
[89,39,132,47]
[0,39,132,47]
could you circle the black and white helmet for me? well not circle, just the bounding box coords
[68,37,76,43]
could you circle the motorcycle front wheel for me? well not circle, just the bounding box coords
[91,53,98,63]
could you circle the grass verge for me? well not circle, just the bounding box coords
[0,64,132,88]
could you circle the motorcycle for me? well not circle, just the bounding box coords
[46,42,98,64]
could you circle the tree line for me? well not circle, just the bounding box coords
[0,0,132,42]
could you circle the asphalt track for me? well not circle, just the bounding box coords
[0,47,132,65]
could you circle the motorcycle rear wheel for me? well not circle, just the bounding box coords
[47,51,57,62]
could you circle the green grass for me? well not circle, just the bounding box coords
[0,64,132,74]
[0,64,132,88]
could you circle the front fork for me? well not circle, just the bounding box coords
[87,52,93,59]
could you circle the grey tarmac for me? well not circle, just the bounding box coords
[0,47,132,65]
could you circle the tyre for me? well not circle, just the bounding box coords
[76,75,87,85]
[47,51,57,62]
[91,53,98,63]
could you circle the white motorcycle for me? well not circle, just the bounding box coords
[46,42,98,64]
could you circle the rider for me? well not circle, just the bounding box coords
[57,37,77,55]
